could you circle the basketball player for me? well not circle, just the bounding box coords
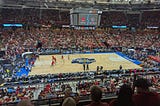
[61,55,64,63]
[51,55,56,66]
[61,55,64,60]
[68,54,70,60]
[51,60,55,66]
[52,55,56,63]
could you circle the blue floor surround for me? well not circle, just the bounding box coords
[15,58,30,77]
[116,52,142,65]
[15,67,30,77]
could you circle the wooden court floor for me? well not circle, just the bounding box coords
[29,53,142,75]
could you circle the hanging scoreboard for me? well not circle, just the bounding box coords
[70,8,102,27]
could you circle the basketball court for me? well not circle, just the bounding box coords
[29,53,142,75]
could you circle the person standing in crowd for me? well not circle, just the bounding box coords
[62,97,76,106]
[36,40,42,52]
[133,78,160,106]
[60,88,73,106]
[17,99,34,106]
[87,85,109,106]
[109,84,134,106]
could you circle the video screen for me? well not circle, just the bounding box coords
[79,14,98,26]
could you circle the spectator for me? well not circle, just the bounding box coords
[60,88,72,106]
[87,85,108,106]
[133,78,160,106]
[17,99,33,106]
[62,97,76,106]
[109,84,134,106]
[64,88,72,99]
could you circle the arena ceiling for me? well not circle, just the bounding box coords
[0,0,160,11]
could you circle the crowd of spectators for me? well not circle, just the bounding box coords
[0,8,160,105]
[0,71,160,105]
[141,11,160,26]
[101,11,160,27]
[0,28,159,54]
[0,9,159,27]
[0,9,159,54]
[0,28,159,105]
[0,9,70,26]
[101,11,127,26]
[0,85,35,104]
